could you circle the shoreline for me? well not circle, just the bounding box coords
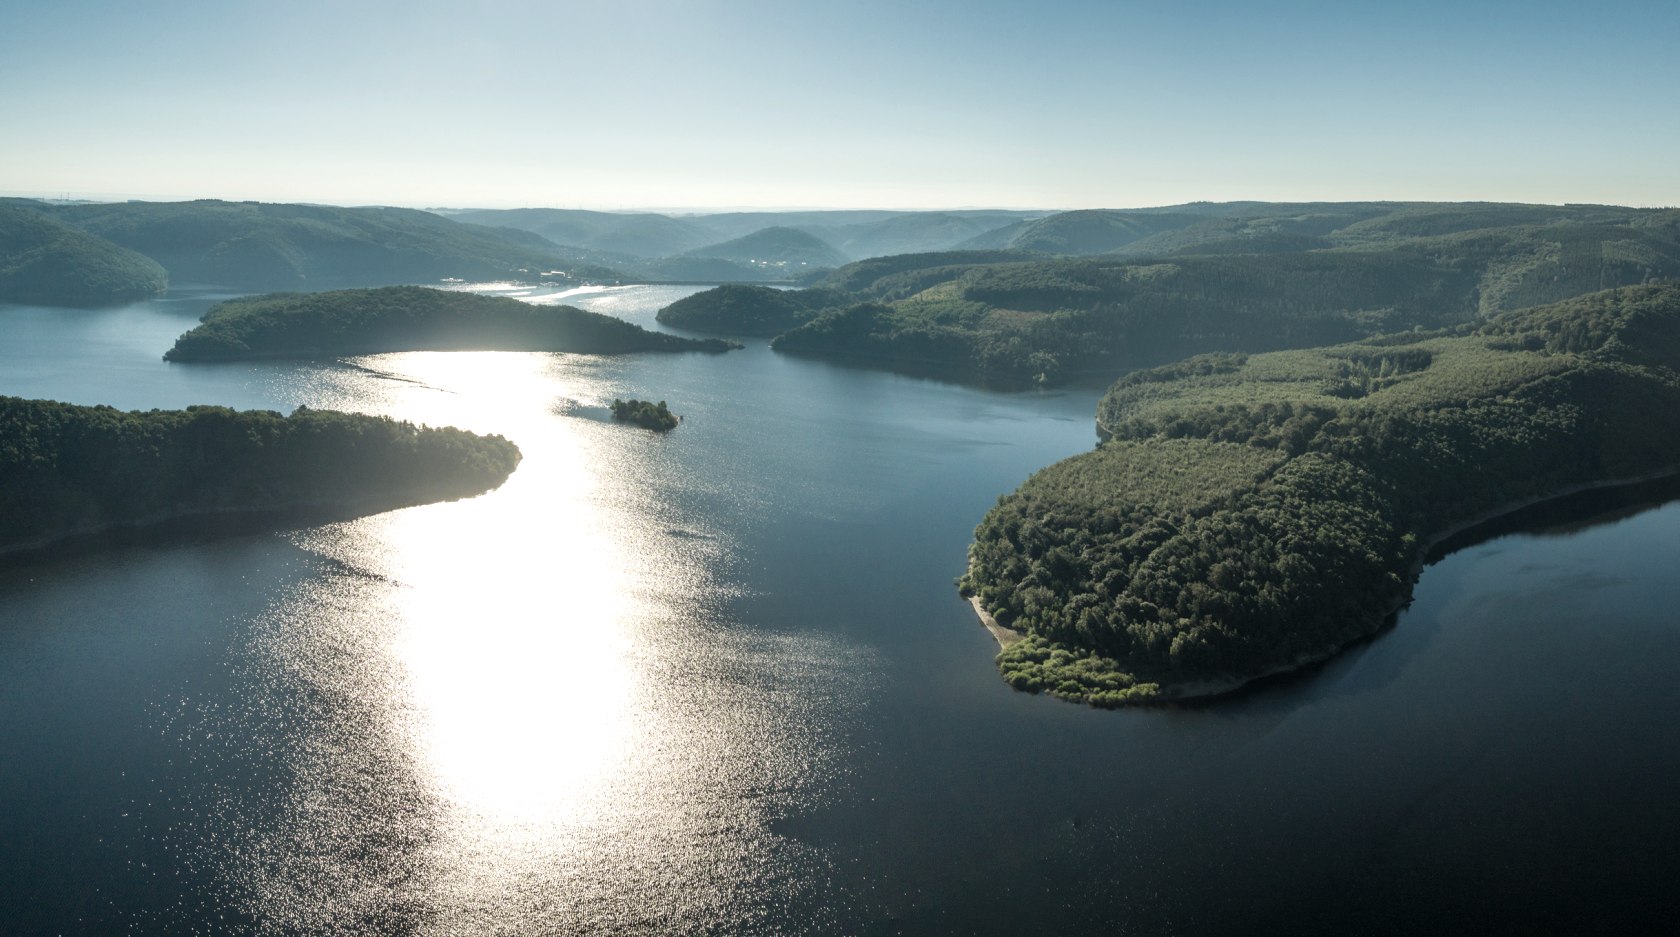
[968,464,1680,703]
[967,596,1025,648]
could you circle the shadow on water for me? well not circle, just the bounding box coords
[1425,472,1680,562]
[768,345,1128,396]
[0,497,479,573]
[1168,472,1680,715]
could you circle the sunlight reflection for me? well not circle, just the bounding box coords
[302,350,645,826]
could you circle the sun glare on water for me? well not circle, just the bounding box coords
[319,352,647,823]
[223,326,856,931]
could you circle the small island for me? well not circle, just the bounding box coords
[0,396,521,557]
[163,285,741,362]
[961,283,1680,705]
[610,398,680,431]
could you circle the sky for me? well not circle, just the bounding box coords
[2,0,1677,211]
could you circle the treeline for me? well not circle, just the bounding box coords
[0,396,522,555]
[165,286,740,361]
[960,283,1680,705]
[0,204,167,306]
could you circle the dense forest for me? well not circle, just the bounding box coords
[0,396,521,555]
[610,398,679,431]
[0,204,167,306]
[657,203,1680,387]
[960,283,1680,705]
[165,286,740,361]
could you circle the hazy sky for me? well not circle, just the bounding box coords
[3,0,1677,210]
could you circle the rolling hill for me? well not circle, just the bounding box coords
[35,200,598,291]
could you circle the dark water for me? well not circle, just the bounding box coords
[3,286,1679,935]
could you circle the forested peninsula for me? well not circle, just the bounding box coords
[0,397,521,556]
[164,286,740,362]
[655,284,848,335]
[960,283,1680,705]
[661,203,1680,387]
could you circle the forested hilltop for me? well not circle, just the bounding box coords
[960,283,1680,705]
[0,204,167,306]
[0,397,521,556]
[659,202,1680,386]
[165,286,739,361]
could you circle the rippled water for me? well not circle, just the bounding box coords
[3,285,1679,935]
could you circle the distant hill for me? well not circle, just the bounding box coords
[444,207,1049,267]
[0,203,168,306]
[165,285,739,361]
[735,202,1680,387]
[958,209,1206,255]
[444,208,720,258]
[1330,202,1642,242]
[818,213,1027,259]
[35,200,599,291]
[815,250,1040,296]
[680,226,849,269]
[683,210,908,241]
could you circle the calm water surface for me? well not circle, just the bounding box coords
[2,285,1678,935]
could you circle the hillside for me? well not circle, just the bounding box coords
[165,286,739,361]
[36,200,604,291]
[819,213,1031,259]
[0,397,520,556]
[961,283,1680,705]
[958,208,1206,255]
[815,250,1041,296]
[753,203,1680,386]
[681,225,849,269]
[0,204,167,306]
[444,208,720,258]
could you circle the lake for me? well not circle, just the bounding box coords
[2,284,1678,935]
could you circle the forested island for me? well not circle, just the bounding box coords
[659,203,1680,386]
[0,397,521,556]
[164,286,740,362]
[0,204,168,306]
[960,283,1680,705]
[610,398,679,431]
